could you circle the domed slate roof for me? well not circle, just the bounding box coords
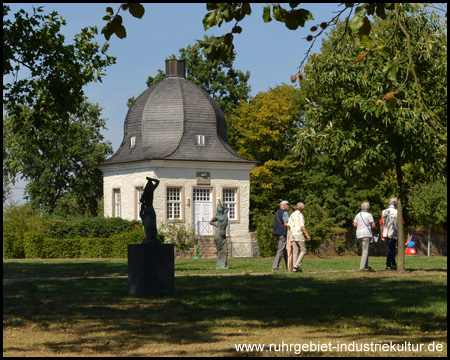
[101,60,253,166]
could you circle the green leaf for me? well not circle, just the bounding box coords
[114,24,126,39]
[242,3,251,16]
[284,13,299,30]
[349,15,364,32]
[235,7,245,21]
[106,7,114,16]
[202,44,213,56]
[388,61,398,81]
[376,4,387,19]
[394,90,405,100]
[386,97,397,109]
[223,8,232,22]
[294,9,314,27]
[382,61,394,77]
[232,25,242,34]
[360,35,374,50]
[223,33,233,45]
[203,11,218,30]
[272,5,285,22]
[262,5,272,23]
[101,25,113,41]
[354,6,368,17]
[128,3,145,19]
[364,3,376,16]
[112,14,123,25]
[375,103,383,118]
[376,46,391,56]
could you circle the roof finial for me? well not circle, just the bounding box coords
[165,59,185,78]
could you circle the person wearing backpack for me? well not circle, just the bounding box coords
[353,202,376,271]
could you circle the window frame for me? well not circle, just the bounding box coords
[135,185,144,220]
[166,186,184,221]
[196,134,205,146]
[112,188,121,218]
[222,187,239,222]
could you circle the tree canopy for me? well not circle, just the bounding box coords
[3,5,116,215]
[294,4,447,270]
[3,101,113,215]
[408,180,447,229]
[3,5,115,138]
[101,3,446,116]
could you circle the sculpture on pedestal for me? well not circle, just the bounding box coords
[140,177,160,244]
[210,203,229,269]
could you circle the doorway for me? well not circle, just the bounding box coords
[193,188,213,235]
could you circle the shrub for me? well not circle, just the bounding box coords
[42,216,139,239]
[331,227,350,256]
[23,231,45,259]
[303,200,335,253]
[109,229,146,257]
[31,229,145,259]
[3,232,17,259]
[254,212,278,257]
[158,221,195,252]
[3,203,44,235]
[4,211,145,258]
[42,238,83,258]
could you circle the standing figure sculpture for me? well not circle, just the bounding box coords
[140,177,160,244]
[210,203,229,269]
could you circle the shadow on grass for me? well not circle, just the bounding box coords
[408,268,447,273]
[2,260,128,279]
[3,272,447,356]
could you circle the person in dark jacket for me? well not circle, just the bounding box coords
[272,200,290,271]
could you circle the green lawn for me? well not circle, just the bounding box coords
[3,256,447,357]
[3,255,446,279]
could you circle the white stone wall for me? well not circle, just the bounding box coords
[101,160,253,241]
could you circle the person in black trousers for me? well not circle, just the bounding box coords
[272,200,290,271]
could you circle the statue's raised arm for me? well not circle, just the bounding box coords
[140,177,160,244]
[140,177,160,205]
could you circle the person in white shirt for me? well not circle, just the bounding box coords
[380,198,404,270]
[353,202,375,271]
[288,202,311,272]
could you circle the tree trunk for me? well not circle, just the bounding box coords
[397,197,405,272]
[395,156,405,272]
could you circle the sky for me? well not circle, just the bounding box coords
[4,3,342,204]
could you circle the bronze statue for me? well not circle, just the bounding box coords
[210,203,229,269]
[140,177,160,244]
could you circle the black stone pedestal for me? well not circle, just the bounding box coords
[128,244,174,297]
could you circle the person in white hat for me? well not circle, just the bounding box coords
[288,202,311,272]
[272,201,290,271]
[380,198,403,270]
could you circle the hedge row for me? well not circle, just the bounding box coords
[3,229,145,259]
[42,216,141,239]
